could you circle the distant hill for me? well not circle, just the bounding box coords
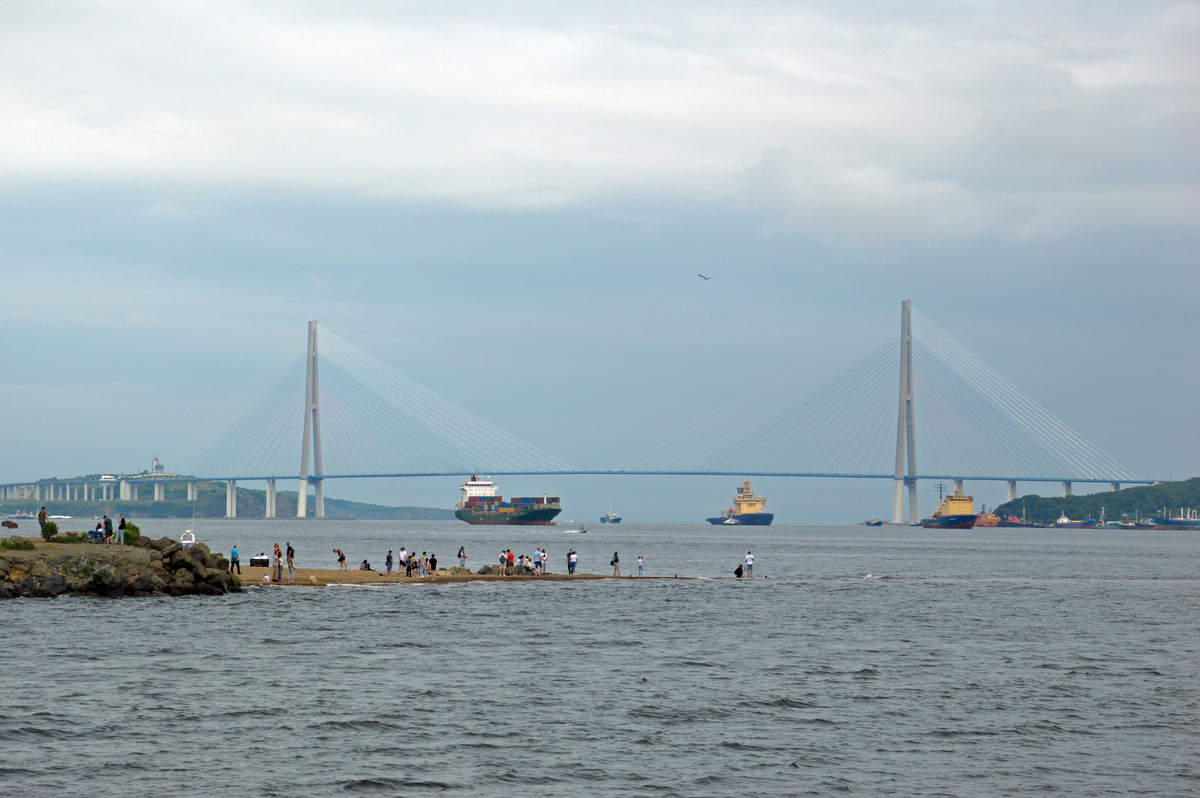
[994,477,1200,524]
[0,478,453,521]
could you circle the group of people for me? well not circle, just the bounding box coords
[497,548,550,575]
[87,513,125,545]
[260,542,293,582]
[380,548,437,577]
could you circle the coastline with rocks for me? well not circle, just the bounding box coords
[0,536,241,599]
[0,536,667,597]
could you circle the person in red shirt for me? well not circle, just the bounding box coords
[506,549,515,576]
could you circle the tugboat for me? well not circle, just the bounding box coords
[921,484,978,529]
[600,499,622,524]
[975,505,1000,528]
[454,476,561,525]
[706,478,774,526]
[864,517,883,527]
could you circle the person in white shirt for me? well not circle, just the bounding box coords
[745,551,754,578]
[637,555,644,577]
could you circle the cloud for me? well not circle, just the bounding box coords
[0,1,1195,246]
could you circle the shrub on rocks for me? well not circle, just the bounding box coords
[122,524,141,546]
[40,521,58,541]
[1,537,36,551]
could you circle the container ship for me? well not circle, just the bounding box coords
[921,485,978,529]
[706,478,774,526]
[454,476,561,525]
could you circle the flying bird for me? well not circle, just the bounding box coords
[698,273,713,280]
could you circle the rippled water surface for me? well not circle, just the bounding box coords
[3,522,1198,796]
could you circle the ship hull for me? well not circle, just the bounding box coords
[706,513,774,526]
[922,514,978,529]
[1053,520,1096,528]
[455,507,561,526]
[600,516,622,524]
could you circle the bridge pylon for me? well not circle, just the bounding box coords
[892,300,919,524]
[297,320,325,518]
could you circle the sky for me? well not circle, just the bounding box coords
[2,1,1198,522]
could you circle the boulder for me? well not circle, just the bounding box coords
[477,565,496,575]
[29,561,52,579]
[0,560,10,581]
[130,573,158,592]
[172,568,195,585]
[211,556,230,573]
[449,566,471,575]
[30,586,57,598]
[41,574,68,595]
[90,565,125,594]
[0,583,12,599]
[194,582,224,596]
[160,542,183,558]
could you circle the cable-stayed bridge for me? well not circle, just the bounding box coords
[1,302,1147,521]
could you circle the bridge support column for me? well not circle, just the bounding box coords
[119,480,129,501]
[35,484,41,501]
[187,481,197,502]
[953,478,964,494]
[297,320,324,518]
[154,483,164,501]
[892,300,919,524]
[315,480,324,519]
[130,483,138,501]
[1062,481,1072,497]
[1111,482,1120,492]
[226,480,237,518]
[1007,480,1017,503]
[266,479,276,518]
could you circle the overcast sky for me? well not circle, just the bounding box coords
[2,1,1197,521]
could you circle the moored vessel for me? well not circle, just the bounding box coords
[706,478,774,526]
[975,506,1000,527]
[600,499,622,524]
[454,476,561,525]
[864,517,883,526]
[1053,513,1097,528]
[921,485,978,529]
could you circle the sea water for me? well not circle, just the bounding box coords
[3,521,1198,796]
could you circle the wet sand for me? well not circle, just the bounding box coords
[237,566,647,586]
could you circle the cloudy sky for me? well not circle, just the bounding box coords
[2,1,1197,521]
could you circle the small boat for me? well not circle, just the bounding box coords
[722,516,740,525]
[600,499,622,524]
[579,525,588,534]
[864,517,883,526]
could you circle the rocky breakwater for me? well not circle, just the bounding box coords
[0,536,242,599]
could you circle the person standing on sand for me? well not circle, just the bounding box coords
[334,548,347,570]
[386,550,393,575]
[103,515,113,545]
[569,549,578,575]
[611,551,620,577]
[745,551,754,579]
[428,553,437,573]
[37,507,48,531]
[637,555,644,577]
[271,544,282,582]
[532,548,541,575]
[117,514,126,545]
[458,546,467,569]
[542,548,550,574]
[230,545,241,574]
[506,549,515,576]
[286,542,295,581]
